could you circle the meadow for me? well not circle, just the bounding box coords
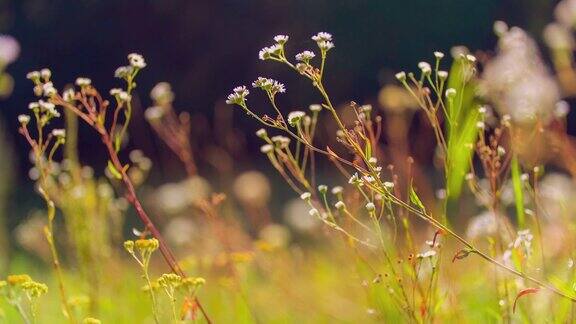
[1,2,576,323]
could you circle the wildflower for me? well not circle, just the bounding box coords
[395,71,406,81]
[497,146,506,156]
[271,135,290,148]
[465,54,477,63]
[26,71,41,81]
[309,208,320,217]
[40,68,51,80]
[114,66,133,79]
[273,35,289,44]
[331,186,343,195]
[42,82,57,97]
[22,281,48,298]
[118,91,132,102]
[437,70,448,79]
[39,100,60,117]
[0,35,20,64]
[554,100,570,118]
[7,274,32,286]
[63,88,76,102]
[417,250,437,258]
[287,111,306,126]
[225,85,249,105]
[480,27,560,124]
[128,53,146,69]
[150,82,175,105]
[258,44,282,60]
[312,32,333,43]
[295,50,316,63]
[434,51,445,59]
[135,238,160,253]
[255,128,268,138]
[318,41,335,51]
[260,144,274,154]
[383,181,394,188]
[418,61,431,74]
[363,175,376,183]
[308,104,322,113]
[445,88,457,98]
[317,185,328,194]
[75,77,92,87]
[51,129,66,139]
[18,114,30,125]
[493,20,509,36]
[300,192,312,201]
[144,106,165,121]
[348,173,363,186]
[28,102,40,111]
[365,202,376,212]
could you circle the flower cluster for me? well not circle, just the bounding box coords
[252,77,286,96]
[115,53,147,80]
[225,86,250,105]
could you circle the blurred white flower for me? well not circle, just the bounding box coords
[480,27,560,124]
[233,171,271,208]
[0,35,20,65]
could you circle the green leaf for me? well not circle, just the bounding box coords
[409,185,426,213]
[511,154,526,227]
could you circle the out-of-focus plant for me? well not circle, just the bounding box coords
[226,32,576,321]
[0,274,48,324]
[21,54,211,323]
[0,34,19,98]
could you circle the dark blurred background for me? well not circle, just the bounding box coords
[0,0,559,216]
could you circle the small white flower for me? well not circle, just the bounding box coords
[40,68,52,80]
[75,77,92,87]
[295,50,316,62]
[497,146,506,156]
[418,250,437,258]
[331,186,343,195]
[226,86,249,105]
[555,100,570,118]
[144,106,164,121]
[110,88,122,96]
[300,192,312,200]
[51,128,66,138]
[348,173,363,186]
[114,66,133,79]
[465,54,477,63]
[128,53,146,69]
[363,175,376,183]
[317,185,328,193]
[18,114,30,124]
[335,201,346,210]
[434,51,444,59]
[287,111,306,126]
[368,157,378,165]
[318,41,334,51]
[465,173,474,181]
[445,88,457,98]
[271,135,291,148]
[260,144,274,154]
[258,44,282,60]
[309,104,322,112]
[256,128,267,138]
[63,88,75,102]
[365,202,376,212]
[26,71,41,81]
[42,82,57,96]
[311,32,333,42]
[418,61,431,74]
[309,208,320,217]
[28,102,40,110]
[520,173,529,182]
[383,181,394,188]
[0,35,20,64]
[118,91,132,102]
[395,71,406,81]
[476,121,485,129]
[273,35,289,44]
[437,70,448,79]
